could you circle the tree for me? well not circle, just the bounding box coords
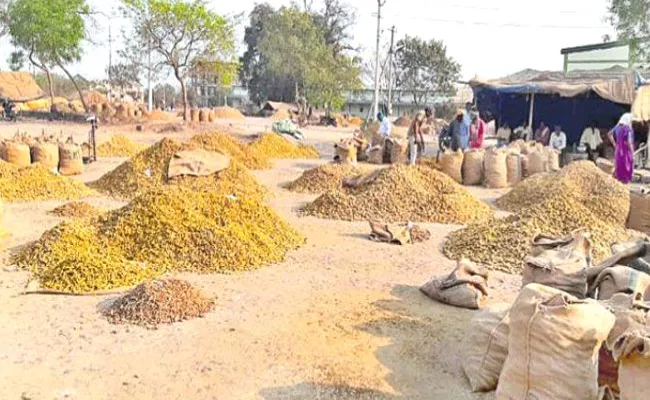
[121,0,237,120]
[394,36,461,107]
[312,0,357,56]
[153,83,177,109]
[7,0,90,111]
[607,0,650,62]
[107,62,141,96]
[34,72,88,99]
[7,50,24,71]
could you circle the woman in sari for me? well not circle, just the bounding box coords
[608,113,635,184]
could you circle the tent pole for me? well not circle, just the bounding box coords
[528,93,535,129]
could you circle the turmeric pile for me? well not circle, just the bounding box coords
[250,134,320,159]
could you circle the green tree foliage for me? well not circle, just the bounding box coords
[121,0,237,120]
[107,62,141,95]
[607,0,650,61]
[34,72,90,99]
[259,6,361,114]
[7,0,89,110]
[312,0,357,56]
[394,36,461,106]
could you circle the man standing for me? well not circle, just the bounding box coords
[580,120,603,161]
[408,110,426,165]
[460,102,472,149]
[377,112,392,138]
[548,125,567,151]
[448,111,464,152]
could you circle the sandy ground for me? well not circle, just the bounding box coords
[0,117,520,400]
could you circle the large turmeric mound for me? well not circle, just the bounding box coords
[250,133,320,159]
[189,132,272,170]
[89,138,268,201]
[304,165,493,224]
[15,187,304,293]
[286,163,362,194]
[213,106,245,120]
[0,162,94,202]
[97,134,148,158]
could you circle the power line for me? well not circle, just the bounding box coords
[379,14,612,30]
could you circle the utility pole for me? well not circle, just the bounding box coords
[372,0,386,120]
[108,17,113,103]
[145,2,153,111]
[387,25,396,116]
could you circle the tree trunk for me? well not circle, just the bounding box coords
[27,50,55,110]
[57,61,88,112]
[174,68,189,121]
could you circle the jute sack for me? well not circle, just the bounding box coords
[334,139,358,166]
[522,230,592,298]
[420,259,489,310]
[462,303,510,392]
[368,145,383,164]
[527,150,547,176]
[198,109,208,123]
[597,158,615,175]
[207,109,216,123]
[462,149,484,186]
[610,328,650,400]
[168,150,230,179]
[529,231,585,257]
[190,108,200,123]
[1,141,31,167]
[506,152,523,187]
[484,147,508,188]
[546,148,561,171]
[496,283,615,400]
[628,189,650,235]
[590,266,650,301]
[440,150,464,184]
[31,142,59,170]
[370,133,384,148]
[58,143,84,176]
[390,138,408,164]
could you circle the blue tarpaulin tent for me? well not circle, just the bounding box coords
[469,68,646,144]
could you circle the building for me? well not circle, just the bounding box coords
[344,86,465,118]
[188,60,246,108]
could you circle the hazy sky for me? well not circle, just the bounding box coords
[0,0,616,83]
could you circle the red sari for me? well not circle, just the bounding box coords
[470,119,485,148]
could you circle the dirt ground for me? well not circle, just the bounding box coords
[0,117,520,400]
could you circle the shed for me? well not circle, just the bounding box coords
[469,67,650,144]
[0,72,44,102]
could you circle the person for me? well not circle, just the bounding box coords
[460,102,472,149]
[469,112,485,148]
[407,110,426,165]
[448,111,464,152]
[377,112,392,138]
[608,113,635,184]
[534,122,551,145]
[580,120,603,162]
[514,122,533,141]
[496,122,512,147]
[548,125,567,151]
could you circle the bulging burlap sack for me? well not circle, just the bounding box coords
[168,150,230,179]
[440,150,464,184]
[114,104,128,120]
[546,148,561,171]
[31,142,59,170]
[190,108,200,123]
[420,259,489,310]
[506,152,523,187]
[58,143,84,176]
[484,147,508,188]
[527,150,546,176]
[370,133,384,148]
[198,109,208,123]
[334,139,358,166]
[462,303,510,392]
[462,149,484,186]
[629,189,650,235]
[207,109,216,123]
[368,145,383,164]
[523,230,592,298]
[1,141,31,167]
[610,326,650,400]
[496,284,615,400]
[390,138,408,164]
[590,266,650,301]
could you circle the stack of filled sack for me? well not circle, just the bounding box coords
[423,229,650,399]
[0,133,84,176]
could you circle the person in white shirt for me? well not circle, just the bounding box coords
[377,112,392,138]
[548,125,567,151]
[496,122,512,147]
[513,122,533,142]
[580,120,603,161]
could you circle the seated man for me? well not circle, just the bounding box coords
[580,120,603,161]
[496,122,512,147]
[548,125,567,151]
[513,122,533,141]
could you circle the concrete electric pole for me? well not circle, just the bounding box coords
[386,25,396,116]
[372,0,386,120]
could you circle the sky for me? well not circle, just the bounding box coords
[0,0,617,84]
